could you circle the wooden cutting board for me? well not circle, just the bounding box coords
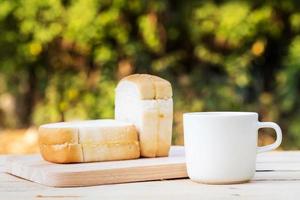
[4,146,187,187]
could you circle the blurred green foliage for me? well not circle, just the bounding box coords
[1,0,300,148]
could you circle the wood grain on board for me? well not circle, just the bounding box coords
[4,146,187,187]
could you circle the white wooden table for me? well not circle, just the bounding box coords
[1,151,300,200]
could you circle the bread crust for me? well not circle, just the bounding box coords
[151,75,173,99]
[156,99,173,157]
[120,74,172,99]
[79,125,138,144]
[39,127,78,145]
[139,99,173,157]
[39,144,83,163]
[82,141,140,162]
[138,109,159,157]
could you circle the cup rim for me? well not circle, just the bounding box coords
[183,111,258,117]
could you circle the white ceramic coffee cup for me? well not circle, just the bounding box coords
[183,112,282,184]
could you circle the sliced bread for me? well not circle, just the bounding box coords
[39,120,140,163]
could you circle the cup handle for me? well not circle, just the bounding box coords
[257,122,282,153]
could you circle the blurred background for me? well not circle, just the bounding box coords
[1,0,300,154]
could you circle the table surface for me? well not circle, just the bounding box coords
[1,151,300,200]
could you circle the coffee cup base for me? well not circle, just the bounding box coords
[190,179,250,185]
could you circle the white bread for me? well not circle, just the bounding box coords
[115,74,173,157]
[39,120,140,163]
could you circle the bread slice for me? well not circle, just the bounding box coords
[115,74,173,157]
[39,120,140,163]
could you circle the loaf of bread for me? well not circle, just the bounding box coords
[39,120,140,163]
[115,74,173,157]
